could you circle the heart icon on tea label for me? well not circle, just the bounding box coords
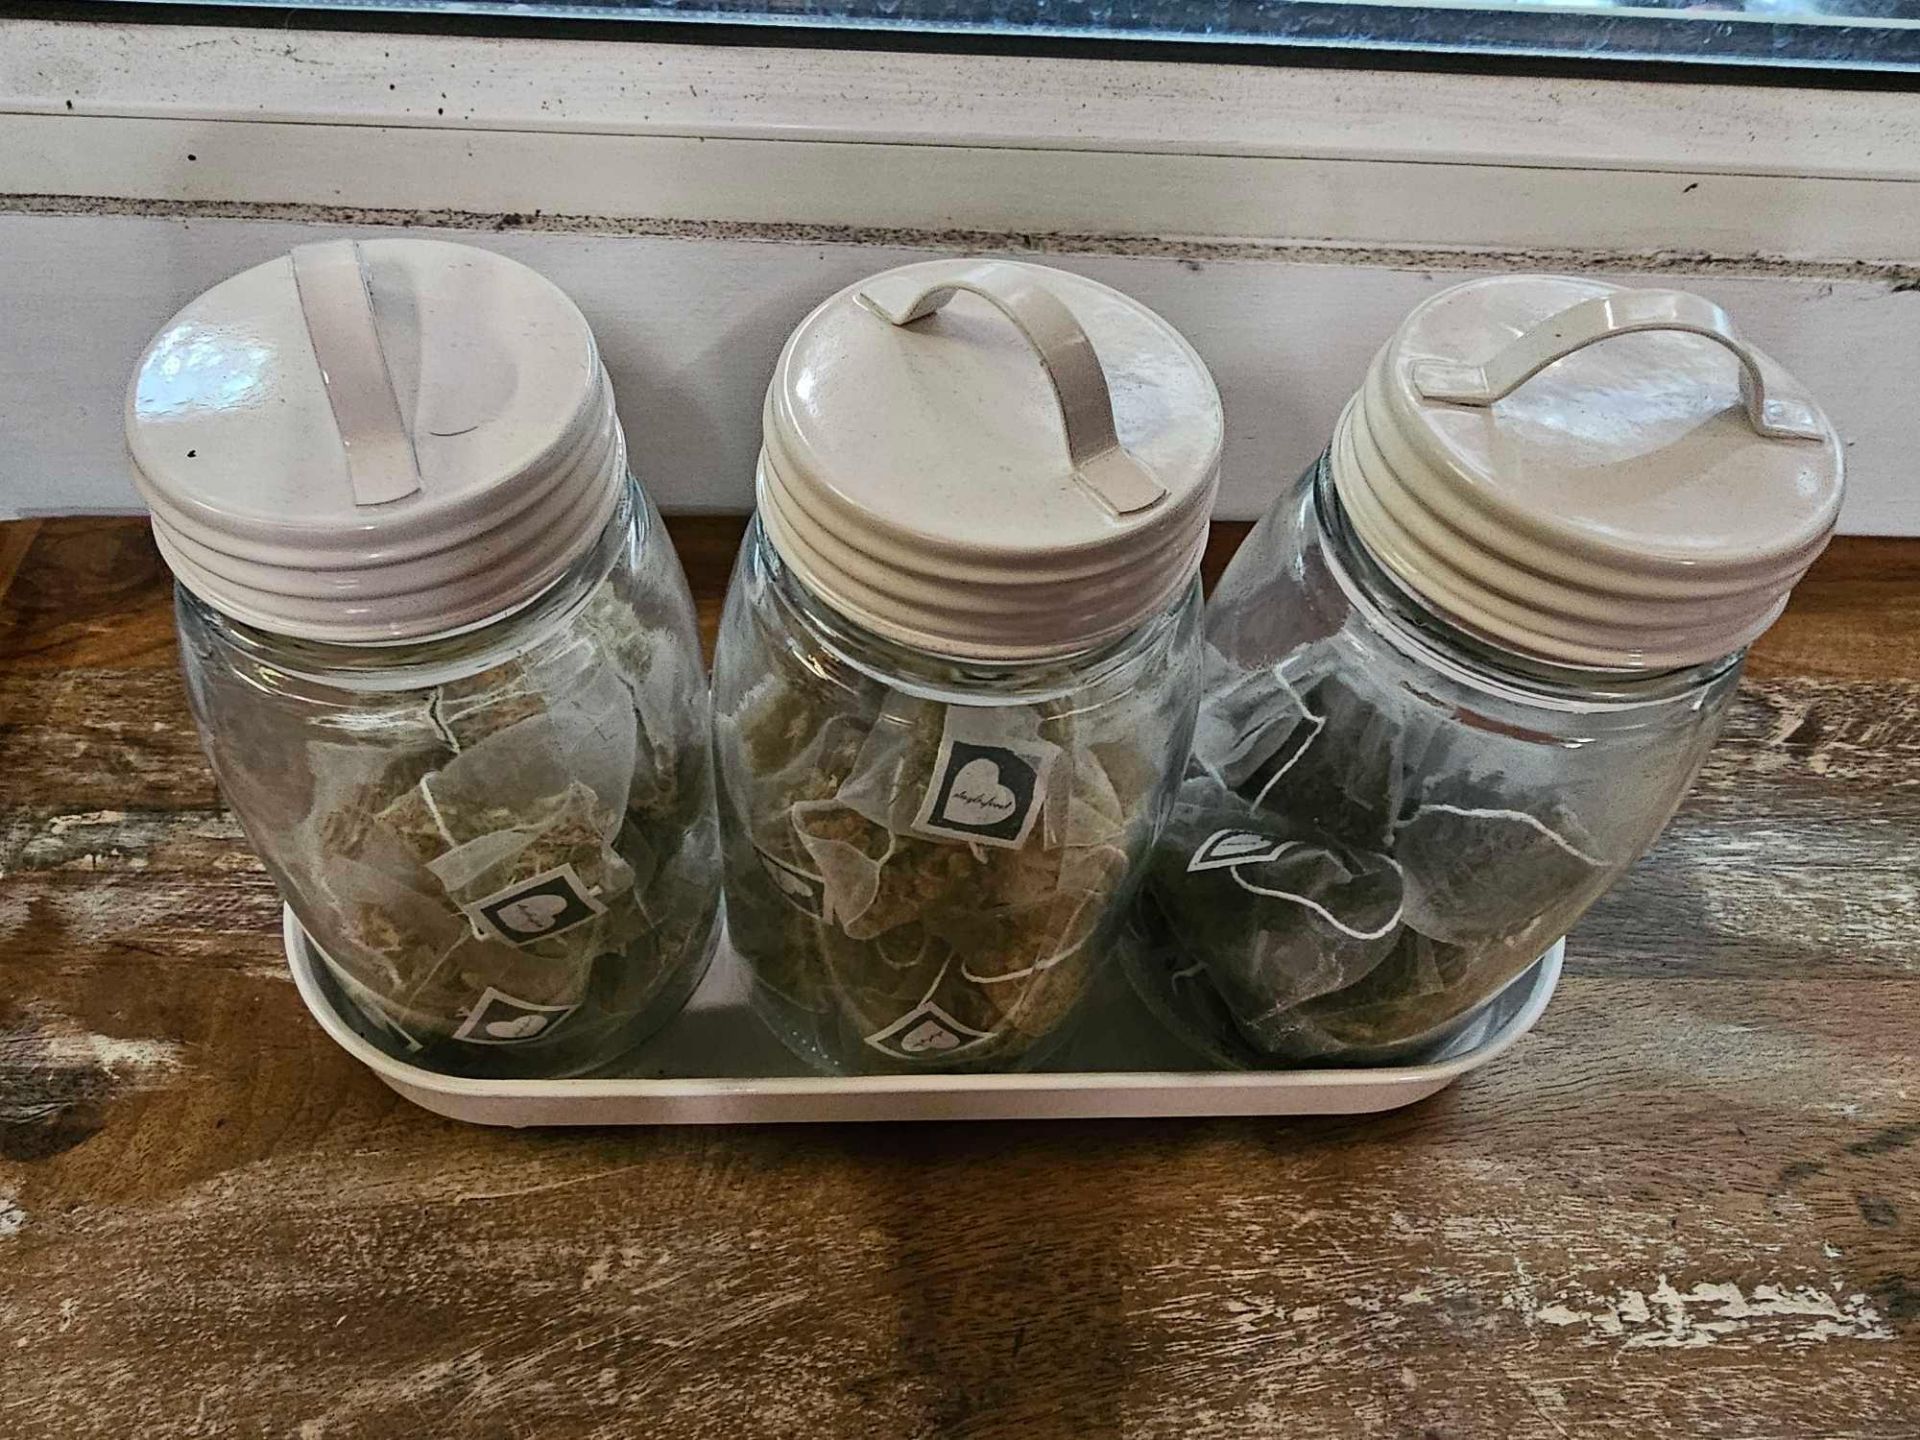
[899,1019,962,1054]
[452,986,580,1045]
[465,863,608,947]
[864,1000,994,1062]
[1210,832,1277,860]
[1188,829,1293,872]
[484,1013,549,1040]
[496,893,569,935]
[912,728,1052,850]
[940,758,1018,828]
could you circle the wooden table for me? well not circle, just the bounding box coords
[2,516,1915,1438]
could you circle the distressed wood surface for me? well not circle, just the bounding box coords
[0,517,1915,1440]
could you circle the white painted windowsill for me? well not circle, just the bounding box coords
[2,18,1916,530]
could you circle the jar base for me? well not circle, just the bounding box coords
[300,907,722,1082]
[1117,889,1560,1070]
[743,971,1094,1079]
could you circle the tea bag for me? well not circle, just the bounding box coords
[1191,650,1322,793]
[835,692,944,835]
[430,660,549,750]
[948,887,1107,1014]
[429,782,639,981]
[948,737,1138,1049]
[820,921,956,1042]
[298,738,446,869]
[723,675,874,1023]
[380,700,634,850]
[1063,739,1128,844]
[1276,930,1467,1061]
[422,784,615,891]
[795,696,1078,941]
[415,933,599,1031]
[723,676,862,843]
[1248,663,1432,850]
[1393,771,1608,945]
[581,588,704,821]
[290,739,450,972]
[318,852,469,997]
[1149,780,1404,1049]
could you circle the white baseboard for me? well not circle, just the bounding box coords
[4,211,1912,533]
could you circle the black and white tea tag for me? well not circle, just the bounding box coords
[755,845,827,920]
[453,986,581,1045]
[911,707,1059,850]
[1188,829,1293,873]
[864,1000,995,1062]
[461,863,607,947]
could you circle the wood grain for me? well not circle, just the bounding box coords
[1,518,1915,1440]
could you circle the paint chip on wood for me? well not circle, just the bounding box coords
[1515,1276,1893,1349]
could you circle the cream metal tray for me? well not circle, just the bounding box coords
[284,906,1563,1126]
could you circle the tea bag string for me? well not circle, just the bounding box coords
[415,774,460,851]
[958,890,1102,986]
[1391,802,1607,868]
[1230,853,1408,942]
[1249,681,1326,813]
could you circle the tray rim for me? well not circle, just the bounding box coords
[283,905,1564,1119]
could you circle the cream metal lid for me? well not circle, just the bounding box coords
[1334,275,1845,671]
[758,258,1224,661]
[127,238,622,644]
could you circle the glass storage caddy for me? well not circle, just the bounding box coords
[138,258,1840,1124]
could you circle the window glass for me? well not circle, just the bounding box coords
[106,0,1920,70]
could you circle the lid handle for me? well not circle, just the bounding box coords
[290,239,424,506]
[1411,288,1827,443]
[855,262,1168,516]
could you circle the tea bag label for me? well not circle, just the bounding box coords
[912,709,1059,850]
[462,863,608,947]
[1189,829,1293,872]
[864,1000,996,1062]
[452,986,581,1045]
[755,845,828,920]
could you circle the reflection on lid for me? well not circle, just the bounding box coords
[134,323,275,420]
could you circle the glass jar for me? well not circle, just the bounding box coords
[128,238,721,1077]
[1129,457,1743,1065]
[1130,277,1844,1067]
[713,258,1223,1073]
[714,518,1199,1073]
[179,481,719,1077]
